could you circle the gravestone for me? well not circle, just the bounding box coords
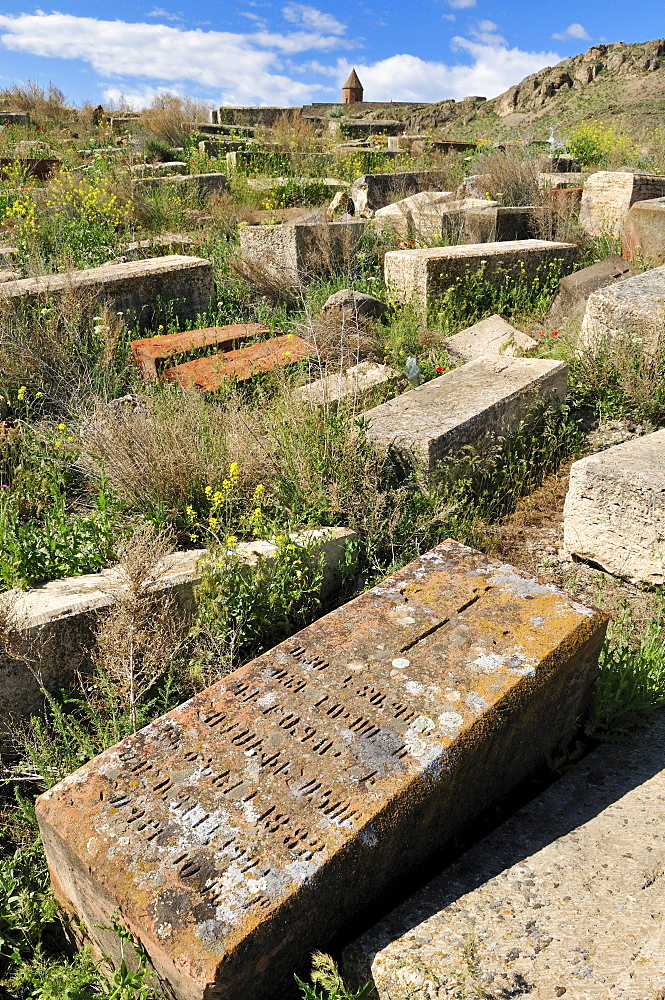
[384,240,577,312]
[36,540,606,1000]
[362,356,567,472]
[343,710,665,998]
[130,162,189,177]
[622,196,665,264]
[131,323,270,380]
[1,529,354,758]
[548,255,638,324]
[443,315,536,362]
[581,263,665,355]
[580,170,665,237]
[240,219,366,289]
[299,361,401,408]
[351,170,455,216]
[161,333,312,391]
[464,205,543,243]
[563,429,665,584]
[132,173,227,202]
[0,256,215,325]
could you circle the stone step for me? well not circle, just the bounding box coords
[344,710,665,1000]
[0,255,215,325]
[160,332,312,391]
[563,428,665,585]
[130,323,271,379]
[361,356,567,473]
[36,540,606,1000]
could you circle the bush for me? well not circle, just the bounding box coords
[565,120,640,168]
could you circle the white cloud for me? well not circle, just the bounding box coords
[469,19,505,45]
[282,4,346,35]
[0,11,345,104]
[552,23,591,41]
[447,0,476,7]
[442,13,456,21]
[341,36,561,102]
[146,7,182,22]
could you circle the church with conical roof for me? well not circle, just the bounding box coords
[342,69,363,104]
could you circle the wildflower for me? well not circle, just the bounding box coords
[35,392,43,398]
[226,535,238,547]
[16,386,27,401]
[539,332,545,337]
[253,483,265,499]
[54,440,62,448]
[58,423,66,431]
[551,331,559,337]
[436,366,445,373]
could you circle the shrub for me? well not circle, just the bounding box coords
[139,93,209,147]
[565,120,639,168]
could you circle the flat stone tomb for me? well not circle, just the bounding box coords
[443,314,536,362]
[130,323,271,380]
[581,262,665,356]
[37,541,606,1000]
[563,429,665,585]
[384,240,577,309]
[0,255,215,325]
[344,711,665,999]
[362,356,567,472]
[161,333,311,391]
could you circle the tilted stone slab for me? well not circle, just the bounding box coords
[161,333,312,391]
[344,710,665,999]
[444,314,537,362]
[131,173,227,202]
[0,256,215,325]
[581,263,665,355]
[131,323,271,380]
[351,170,456,216]
[563,430,665,584]
[36,540,605,1000]
[362,356,567,472]
[384,240,577,311]
[0,529,354,758]
[299,361,401,408]
[622,196,665,265]
[580,170,665,237]
[240,219,366,288]
[547,255,638,324]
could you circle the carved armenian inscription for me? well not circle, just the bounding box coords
[36,541,606,1000]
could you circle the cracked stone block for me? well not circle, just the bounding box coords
[443,314,537,362]
[36,539,605,1000]
[580,170,665,237]
[362,356,567,472]
[581,263,665,355]
[0,255,215,325]
[343,710,665,1000]
[563,430,665,584]
[384,239,577,311]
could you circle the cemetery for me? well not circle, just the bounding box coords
[0,61,664,1000]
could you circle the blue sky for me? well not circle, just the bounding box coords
[0,1,661,108]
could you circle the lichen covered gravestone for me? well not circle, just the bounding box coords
[580,170,665,237]
[622,196,665,265]
[36,541,605,1000]
[581,263,665,355]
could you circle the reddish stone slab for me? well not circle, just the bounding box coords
[130,323,271,380]
[36,541,606,1000]
[545,186,583,217]
[161,333,312,391]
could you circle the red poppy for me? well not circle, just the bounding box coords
[551,331,559,337]
[436,366,445,372]
[539,332,545,337]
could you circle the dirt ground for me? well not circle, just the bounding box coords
[490,418,662,625]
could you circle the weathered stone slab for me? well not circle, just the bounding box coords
[131,323,270,380]
[622,195,665,264]
[563,430,665,584]
[130,161,189,177]
[464,205,543,244]
[0,256,214,325]
[545,185,583,217]
[374,193,501,243]
[1,528,354,757]
[350,171,456,216]
[444,315,537,362]
[161,333,312,391]
[240,219,366,288]
[580,170,665,237]
[343,710,665,999]
[299,361,401,407]
[581,263,665,355]
[548,254,638,323]
[36,540,605,1000]
[0,111,30,125]
[384,240,577,311]
[362,357,567,472]
[132,173,227,202]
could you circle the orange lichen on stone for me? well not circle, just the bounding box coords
[36,541,607,1000]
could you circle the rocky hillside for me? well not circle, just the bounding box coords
[406,38,665,143]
